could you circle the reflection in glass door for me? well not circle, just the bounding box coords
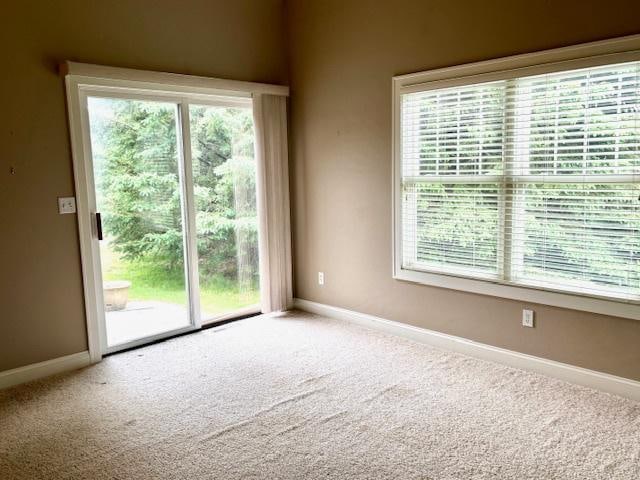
[189,105,260,322]
[87,97,193,349]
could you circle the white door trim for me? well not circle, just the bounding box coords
[66,77,104,363]
[64,64,278,362]
[61,61,289,98]
[293,298,640,402]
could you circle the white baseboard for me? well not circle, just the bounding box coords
[294,298,640,402]
[0,351,91,390]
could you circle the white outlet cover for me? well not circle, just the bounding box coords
[58,197,77,214]
[318,272,325,285]
[522,309,535,328]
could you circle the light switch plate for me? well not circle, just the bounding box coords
[58,197,77,214]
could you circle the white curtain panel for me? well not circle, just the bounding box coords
[253,94,293,313]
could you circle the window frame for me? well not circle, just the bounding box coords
[392,34,640,320]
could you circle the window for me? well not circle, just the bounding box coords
[393,38,640,318]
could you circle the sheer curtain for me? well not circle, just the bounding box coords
[253,94,293,313]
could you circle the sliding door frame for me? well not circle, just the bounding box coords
[64,62,289,362]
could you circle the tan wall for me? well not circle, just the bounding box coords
[287,0,640,381]
[3,0,640,382]
[0,0,287,371]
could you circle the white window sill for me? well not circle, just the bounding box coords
[394,267,640,321]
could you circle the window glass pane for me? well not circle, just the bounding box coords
[189,105,260,320]
[402,82,505,177]
[404,182,500,275]
[512,183,640,298]
[88,97,191,347]
[513,62,640,175]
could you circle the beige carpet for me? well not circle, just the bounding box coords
[1,311,639,480]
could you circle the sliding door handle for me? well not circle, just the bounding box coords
[95,212,103,241]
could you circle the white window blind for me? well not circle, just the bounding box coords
[399,61,640,302]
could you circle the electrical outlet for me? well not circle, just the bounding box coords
[522,309,535,328]
[58,197,77,214]
[318,272,325,285]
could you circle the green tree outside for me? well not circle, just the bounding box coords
[90,98,259,316]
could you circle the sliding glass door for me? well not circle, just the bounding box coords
[85,93,259,353]
[189,105,260,322]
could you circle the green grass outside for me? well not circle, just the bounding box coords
[102,245,259,318]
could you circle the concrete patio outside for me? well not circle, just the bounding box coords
[105,301,190,347]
